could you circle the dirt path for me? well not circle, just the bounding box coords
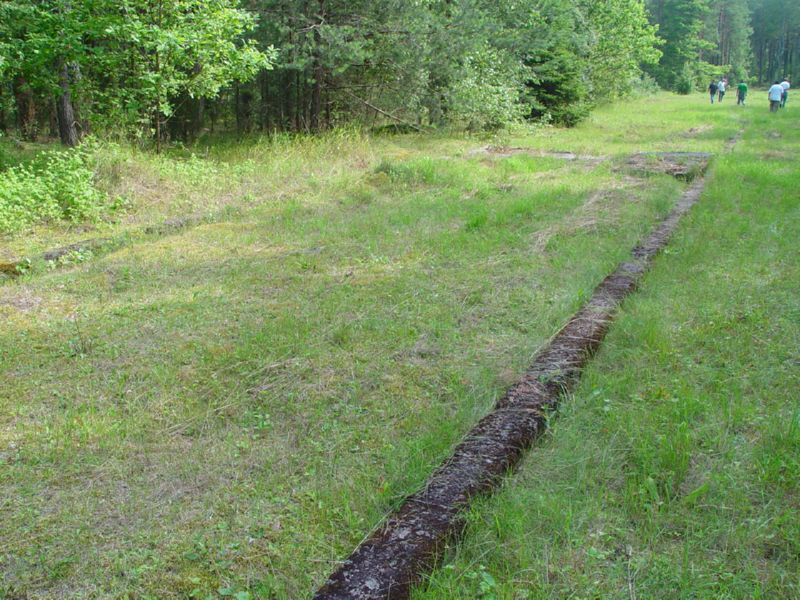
[313,155,711,600]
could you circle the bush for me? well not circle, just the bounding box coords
[0,144,111,234]
[675,65,694,95]
[629,73,662,97]
[447,45,526,131]
[675,77,693,95]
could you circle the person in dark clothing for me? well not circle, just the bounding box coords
[709,81,719,104]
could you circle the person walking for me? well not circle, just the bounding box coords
[769,81,784,112]
[780,77,790,108]
[709,80,719,104]
[737,80,748,105]
[717,79,727,102]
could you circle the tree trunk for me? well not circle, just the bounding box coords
[259,70,271,131]
[783,27,790,78]
[172,92,205,143]
[235,84,241,134]
[0,87,6,132]
[310,59,323,132]
[294,71,302,132]
[56,60,80,147]
[324,87,331,129]
[310,0,325,132]
[49,100,59,138]
[189,96,204,142]
[12,76,38,141]
[187,62,204,142]
[283,70,292,129]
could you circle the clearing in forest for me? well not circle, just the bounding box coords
[1,94,797,599]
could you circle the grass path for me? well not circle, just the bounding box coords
[0,94,773,598]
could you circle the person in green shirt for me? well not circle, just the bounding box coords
[737,81,748,105]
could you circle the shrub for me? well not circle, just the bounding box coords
[674,64,694,95]
[0,144,111,234]
[629,73,662,97]
[448,45,526,131]
[675,77,693,95]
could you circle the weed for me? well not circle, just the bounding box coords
[67,314,91,357]
[47,248,95,269]
[14,257,31,274]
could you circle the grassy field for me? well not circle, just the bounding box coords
[415,104,800,598]
[1,93,793,598]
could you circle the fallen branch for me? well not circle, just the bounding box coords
[340,89,424,132]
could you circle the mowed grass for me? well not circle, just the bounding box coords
[415,105,800,598]
[1,93,750,598]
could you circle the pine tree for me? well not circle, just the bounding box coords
[646,0,712,89]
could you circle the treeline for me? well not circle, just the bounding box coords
[234,0,660,135]
[1,0,798,147]
[0,0,270,148]
[1,0,659,145]
[751,0,800,84]
[646,0,800,91]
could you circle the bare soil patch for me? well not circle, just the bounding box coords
[685,125,712,137]
[0,288,43,312]
[143,213,205,235]
[620,152,711,181]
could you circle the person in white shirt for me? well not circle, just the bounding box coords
[769,81,784,112]
[717,79,727,102]
[780,77,790,108]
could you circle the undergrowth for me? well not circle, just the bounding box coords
[0,142,120,234]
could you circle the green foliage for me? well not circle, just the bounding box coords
[675,65,695,94]
[581,0,662,98]
[645,0,714,90]
[0,135,47,171]
[0,0,707,137]
[643,0,798,90]
[447,46,526,130]
[0,0,274,140]
[631,72,663,97]
[675,78,694,95]
[707,0,753,80]
[0,145,111,234]
[751,0,800,84]
[516,3,591,126]
[11,0,799,136]
[97,0,274,132]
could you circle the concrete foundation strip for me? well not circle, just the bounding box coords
[314,159,711,599]
[0,214,208,279]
